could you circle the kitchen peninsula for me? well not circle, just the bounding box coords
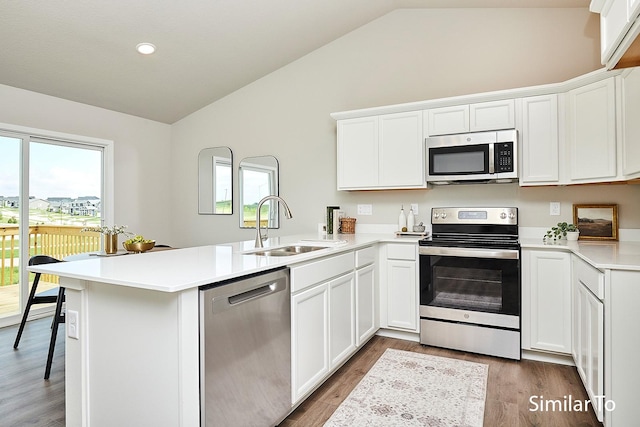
[28,233,390,427]
[30,233,640,427]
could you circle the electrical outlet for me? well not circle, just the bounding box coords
[68,310,79,340]
[357,204,373,215]
[550,202,561,216]
[410,204,419,215]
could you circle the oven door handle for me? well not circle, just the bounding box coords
[419,246,519,260]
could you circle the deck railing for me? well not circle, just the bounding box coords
[0,225,101,285]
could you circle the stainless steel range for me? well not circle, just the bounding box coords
[418,207,521,360]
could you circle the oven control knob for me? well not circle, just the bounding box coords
[433,212,440,219]
[441,213,447,219]
[508,212,515,219]
[500,212,507,219]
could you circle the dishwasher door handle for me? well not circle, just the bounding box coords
[210,276,287,313]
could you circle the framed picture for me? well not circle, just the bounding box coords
[573,204,618,241]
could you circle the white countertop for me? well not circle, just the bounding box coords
[520,238,640,271]
[28,233,416,293]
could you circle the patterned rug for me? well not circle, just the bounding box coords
[324,348,488,427]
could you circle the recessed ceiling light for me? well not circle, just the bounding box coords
[136,43,156,55]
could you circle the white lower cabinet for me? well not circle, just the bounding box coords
[329,272,356,367]
[380,243,418,332]
[521,249,571,353]
[291,282,329,403]
[291,247,378,405]
[572,255,604,423]
[355,263,376,345]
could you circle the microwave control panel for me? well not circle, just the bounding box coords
[495,142,514,172]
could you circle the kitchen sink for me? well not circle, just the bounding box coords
[248,245,328,257]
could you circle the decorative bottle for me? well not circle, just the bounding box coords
[398,205,407,231]
[407,208,415,231]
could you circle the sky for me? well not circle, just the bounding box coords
[0,136,102,200]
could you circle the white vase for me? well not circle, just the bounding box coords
[566,231,579,241]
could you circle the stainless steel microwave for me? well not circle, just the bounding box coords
[426,129,518,184]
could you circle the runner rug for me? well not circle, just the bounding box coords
[324,348,488,427]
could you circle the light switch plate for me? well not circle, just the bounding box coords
[550,202,561,216]
[411,204,419,215]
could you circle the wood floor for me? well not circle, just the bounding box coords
[1,318,601,427]
[0,317,65,427]
[281,336,602,427]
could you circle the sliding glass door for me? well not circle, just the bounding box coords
[0,130,109,326]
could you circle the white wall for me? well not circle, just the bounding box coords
[172,7,640,247]
[0,84,173,243]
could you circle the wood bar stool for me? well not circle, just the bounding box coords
[13,255,65,379]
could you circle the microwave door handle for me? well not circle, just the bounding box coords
[488,143,495,174]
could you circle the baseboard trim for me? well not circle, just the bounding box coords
[375,328,420,342]
[521,349,575,366]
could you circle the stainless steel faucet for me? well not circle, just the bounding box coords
[254,195,293,248]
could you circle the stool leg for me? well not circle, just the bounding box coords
[14,273,42,349]
[44,287,65,380]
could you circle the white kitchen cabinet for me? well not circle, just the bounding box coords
[518,95,560,185]
[329,272,356,367]
[572,255,604,423]
[605,270,640,427]
[591,0,640,68]
[337,116,378,189]
[380,243,418,332]
[521,249,571,354]
[337,111,425,190]
[566,77,617,183]
[621,67,640,177]
[426,104,469,135]
[355,264,376,345]
[426,99,515,136]
[291,282,329,403]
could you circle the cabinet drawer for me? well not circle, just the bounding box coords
[291,252,354,293]
[355,246,376,268]
[386,244,416,261]
[573,256,604,300]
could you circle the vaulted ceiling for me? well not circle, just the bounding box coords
[1,0,590,123]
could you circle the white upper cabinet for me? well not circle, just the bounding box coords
[337,111,425,190]
[426,100,515,136]
[337,116,378,189]
[621,67,640,177]
[566,77,617,183]
[518,95,560,185]
[469,99,516,132]
[426,104,469,135]
[591,0,640,68]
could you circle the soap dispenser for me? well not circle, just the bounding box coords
[398,205,407,231]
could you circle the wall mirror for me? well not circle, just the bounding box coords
[239,155,279,229]
[198,147,233,215]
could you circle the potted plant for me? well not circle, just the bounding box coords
[543,222,579,243]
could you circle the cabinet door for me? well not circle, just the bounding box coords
[355,264,376,345]
[519,95,560,184]
[600,0,630,63]
[329,273,355,368]
[386,259,417,331]
[427,105,469,136]
[470,99,515,132]
[291,283,329,402]
[379,111,425,187]
[337,116,378,189]
[524,250,571,353]
[577,283,604,422]
[566,78,617,182]
[622,67,640,177]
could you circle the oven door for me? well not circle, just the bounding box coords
[418,246,520,329]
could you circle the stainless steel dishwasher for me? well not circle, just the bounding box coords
[199,267,291,427]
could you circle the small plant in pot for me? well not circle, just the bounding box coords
[543,222,579,243]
